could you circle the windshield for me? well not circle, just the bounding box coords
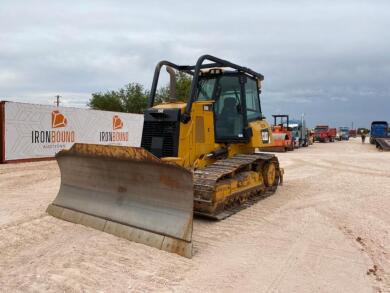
[315,127,328,132]
[197,76,262,120]
[244,78,262,121]
[197,78,217,100]
[274,117,288,126]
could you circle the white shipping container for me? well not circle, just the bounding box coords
[0,101,144,163]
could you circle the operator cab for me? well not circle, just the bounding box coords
[272,115,291,131]
[196,70,263,143]
[143,55,266,157]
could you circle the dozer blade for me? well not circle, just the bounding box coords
[47,143,193,258]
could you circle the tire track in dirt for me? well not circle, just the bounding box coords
[0,216,193,292]
[0,216,65,252]
[191,156,330,255]
[316,207,390,293]
[0,139,388,292]
[264,213,312,293]
[323,159,390,173]
[285,151,390,293]
[0,167,59,191]
[192,184,301,251]
[0,161,56,175]
[291,158,390,178]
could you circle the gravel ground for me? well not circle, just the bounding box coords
[0,138,389,293]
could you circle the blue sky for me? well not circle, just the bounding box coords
[0,0,389,128]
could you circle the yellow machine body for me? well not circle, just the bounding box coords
[156,101,274,168]
[47,55,283,258]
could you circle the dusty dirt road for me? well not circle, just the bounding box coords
[0,138,389,293]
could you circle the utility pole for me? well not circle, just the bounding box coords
[351,121,354,130]
[54,95,61,107]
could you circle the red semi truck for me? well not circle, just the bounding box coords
[349,129,357,138]
[314,125,337,142]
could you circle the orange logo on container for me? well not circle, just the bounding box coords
[52,110,68,128]
[113,115,123,130]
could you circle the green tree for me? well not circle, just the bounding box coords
[175,71,192,102]
[357,128,370,135]
[88,83,148,114]
[156,71,192,104]
[88,71,192,113]
[121,83,148,113]
[88,91,123,112]
[155,85,170,105]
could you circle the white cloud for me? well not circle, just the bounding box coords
[330,97,349,102]
[0,0,389,127]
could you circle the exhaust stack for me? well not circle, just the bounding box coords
[166,66,176,100]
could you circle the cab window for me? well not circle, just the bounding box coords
[214,75,244,141]
[245,78,261,121]
[197,78,216,101]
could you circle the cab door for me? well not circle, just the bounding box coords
[213,74,247,143]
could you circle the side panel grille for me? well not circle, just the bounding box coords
[141,109,180,158]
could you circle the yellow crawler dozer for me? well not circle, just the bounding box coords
[47,55,283,258]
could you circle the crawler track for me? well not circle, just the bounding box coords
[193,153,282,220]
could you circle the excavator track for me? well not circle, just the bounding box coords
[193,153,283,220]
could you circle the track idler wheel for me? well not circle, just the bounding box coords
[263,162,276,187]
